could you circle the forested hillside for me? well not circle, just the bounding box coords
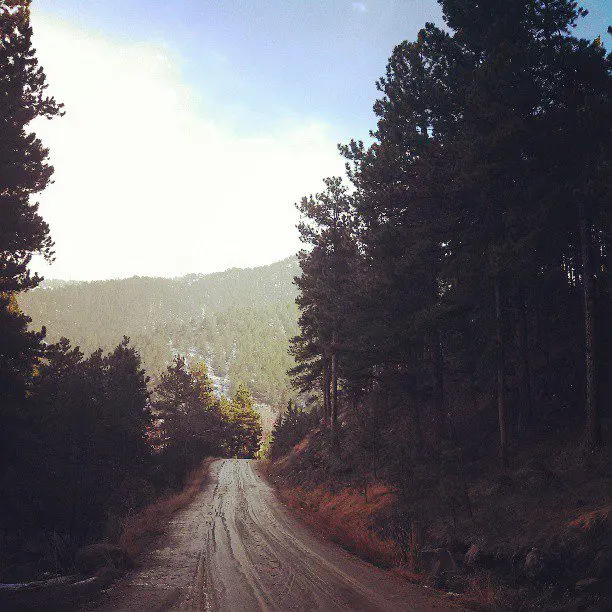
[19,257,299,406]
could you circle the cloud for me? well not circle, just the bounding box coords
[351,2,367,13]
[30,13,344,280]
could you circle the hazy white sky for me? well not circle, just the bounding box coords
[31,13,344,280]
[29,1,609,280]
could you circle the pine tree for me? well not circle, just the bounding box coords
[0,0,63,483]
[102,337,152,480]
[270,399,318,459]
[191,361,217,410]
[152,356,222,483]
[434,0,610,457]
[338,27,464,447]
[0,0,63,294]
[223,383,262,458]
[292,177,360,430]
[536,30,610,448]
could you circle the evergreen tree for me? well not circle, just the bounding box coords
[339,28,462,446]
[152,356,222,483]
[191,361,218,410]
[270,400,318,459]
[291,177,360,430]
[222,383,261,458]
[434,0,610,455]
[0,0,63,295]
[0,0,63,486]
[102,337,152,481]
[292,0,610,464]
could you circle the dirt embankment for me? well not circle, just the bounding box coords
[264,429,611,610]
[119,459,214,560]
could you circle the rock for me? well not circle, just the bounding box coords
[74,543,131,575]
[574,578,600,593]
[524,547,547,580]
[464,544,481,567]
[420,548,457,575]
[557,507,611,577]
[568,506,611,533]
[510,546,529,576]
[0,563,37,583]
[515,461,554,492]
[442,570,470,593]
[94,565,123,586]
[592,548,611,579]
[485,475,514,497]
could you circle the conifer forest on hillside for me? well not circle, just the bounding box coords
[19,257,300,407]
[1,0,610,610]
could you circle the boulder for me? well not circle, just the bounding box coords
[420,548,457,575]
[524,547,548,581]
[514,461,554,493]
[0,563,38,583]
[592,548,611,579]
[441,570,470,594]
[574,578,600,593]
[464,544,481,567]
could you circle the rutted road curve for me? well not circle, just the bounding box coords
[93,459,458,611]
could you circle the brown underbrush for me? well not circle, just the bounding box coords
[119,458,214,560]
[265,424,611,610]
[275,481,401,567]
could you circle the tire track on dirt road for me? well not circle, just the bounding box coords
[90,459,460,611]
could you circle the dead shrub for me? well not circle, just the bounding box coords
[278,483,401,568]
[118,460,212,560]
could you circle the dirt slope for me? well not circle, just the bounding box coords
[89,459,458,611]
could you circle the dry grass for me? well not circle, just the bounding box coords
[119,459,214,560]
[392,567,425,583]
[567,505,611,530]
[277,483,402,568]
[274,480,503,611]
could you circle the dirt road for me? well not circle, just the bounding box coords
[92,459,457,611]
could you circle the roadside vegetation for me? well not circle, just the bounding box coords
[270,0,610,609]
[0,335,261,585]
[119,460,214,561]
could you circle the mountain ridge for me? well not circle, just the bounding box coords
[36,254,298,287]
[20,256,301,408]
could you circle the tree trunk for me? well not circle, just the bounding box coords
[409,519,423,572]
[495,278,508,467]
[330,331,338,431]
[578,202,601,448]
[515,286,533,429]
[434,327,446,438]
[322,350,330,425]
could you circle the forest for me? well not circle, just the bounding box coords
[19,257,300,406]
[282,0,610,466]
[269,0,610,607]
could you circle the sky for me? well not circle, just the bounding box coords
[30,0,611,281]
